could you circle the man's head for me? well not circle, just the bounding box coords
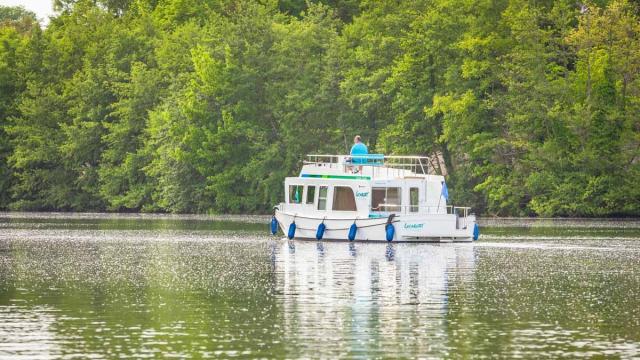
[354,135,362,144]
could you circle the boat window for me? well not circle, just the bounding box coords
[288,185,303,204]
[332,186,357,211]
[317,186,328,210]
[306,186,316,204]
[410,187,419,212]
[371,187,401,212]
[385,187,401,212]
[371,188,386,211]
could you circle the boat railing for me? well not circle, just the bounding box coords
[375,204,471,217]
[305,154,438,175]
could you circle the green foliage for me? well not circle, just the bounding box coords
[0,0,638,216]
[0,5,38,34]
[0,17,41,209]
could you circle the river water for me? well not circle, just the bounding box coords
[0,213,639,359]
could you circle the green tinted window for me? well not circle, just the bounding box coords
[306,186,316,204]
[317,186,328,210]
[410,187,419,212]
[288,185,303,204]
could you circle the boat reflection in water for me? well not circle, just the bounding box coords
[272,240,475,357]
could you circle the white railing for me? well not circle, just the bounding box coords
[374,204,471,217]
[305,154,440,175]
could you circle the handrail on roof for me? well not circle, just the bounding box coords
[306,154,430,159]
[304,154,439,175]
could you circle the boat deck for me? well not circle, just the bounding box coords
[302,154,447,181]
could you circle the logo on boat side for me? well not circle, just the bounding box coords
[404,223,424,230]
[356,191,369,197]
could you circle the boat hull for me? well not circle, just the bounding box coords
[275,210,476,242]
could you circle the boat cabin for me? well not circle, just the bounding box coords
[280,155,462,219]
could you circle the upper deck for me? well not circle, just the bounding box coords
[301,154,441,181]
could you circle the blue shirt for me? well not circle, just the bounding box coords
[350,142,368,155]
[350,142,368,165]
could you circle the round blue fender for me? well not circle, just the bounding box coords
[287,222,296,240]
[270,216,278,235]
[385,223,395,242]
[316,222,326,240]
[348,223,357,241]
[473,223,480,241]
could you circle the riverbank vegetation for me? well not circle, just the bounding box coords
[0,0,638,216]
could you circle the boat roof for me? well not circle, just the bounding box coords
[297,154,444,182]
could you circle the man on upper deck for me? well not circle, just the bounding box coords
[350,135,368,173]
[350,135,368,156]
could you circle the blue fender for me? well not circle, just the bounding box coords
[385,223,395,242]
[270,216,278,235]
[348,223,357,241]
[287,222,296,240]
[473,223,480,241]
[316,222,326,240]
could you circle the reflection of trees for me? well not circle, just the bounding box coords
[444,246,640,356]
[275,242,475,358]
[0,233,286,358]
[3,228,638,358]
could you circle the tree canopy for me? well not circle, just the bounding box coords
[0,0,638,216]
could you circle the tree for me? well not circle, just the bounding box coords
[1,0,638,216]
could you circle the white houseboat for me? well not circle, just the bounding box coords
[271,154,479,242]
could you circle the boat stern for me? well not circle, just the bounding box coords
[396,214,477,242]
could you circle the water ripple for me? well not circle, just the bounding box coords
[0,217,639,358]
